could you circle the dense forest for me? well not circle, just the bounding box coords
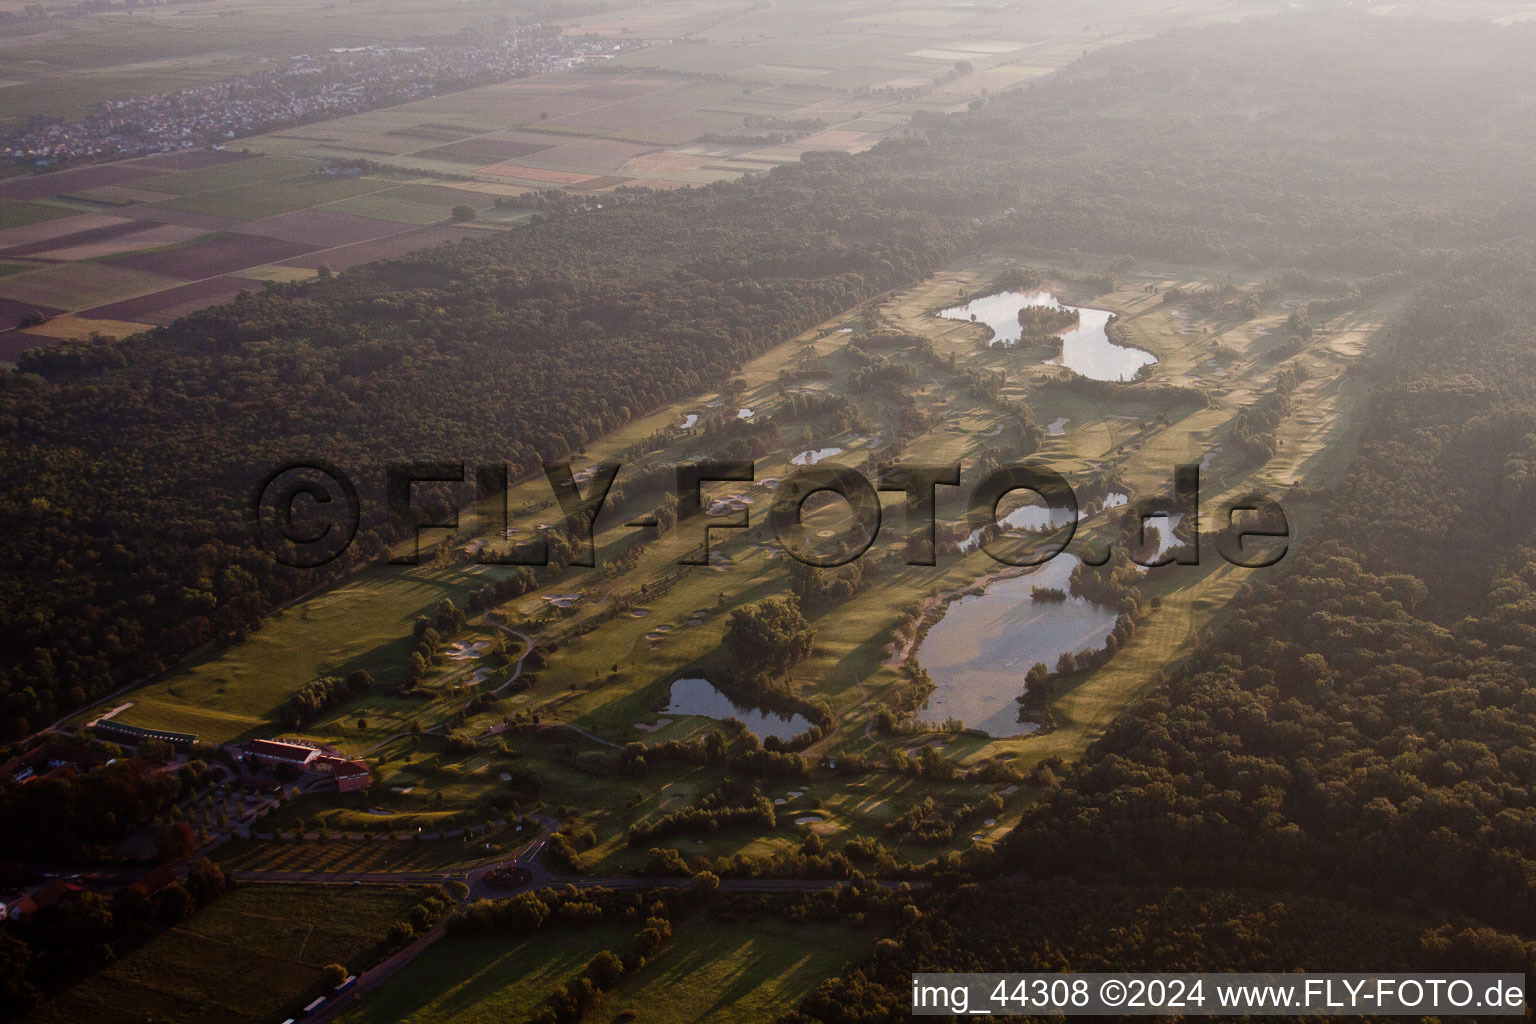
[785,882,1536,1022]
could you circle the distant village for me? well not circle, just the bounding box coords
[2,27,638,165]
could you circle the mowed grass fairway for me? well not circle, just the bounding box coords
[337,917,870,1024]
[24,884,431,1024]
[86,565,480,745]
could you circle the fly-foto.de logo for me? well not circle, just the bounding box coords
[249,458,1290,572]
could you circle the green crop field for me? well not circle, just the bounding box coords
[0,199,77,229]
[0,0,1262,344]
[25,884,432,1024]
[133,156,323,196]
[0,154,507,339]
[322,183,501,223]
[151,175,401,221]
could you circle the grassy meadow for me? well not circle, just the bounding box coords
[336,916,872,1024]
[25,884,432,1024]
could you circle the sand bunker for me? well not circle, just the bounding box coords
[447,641,488,661]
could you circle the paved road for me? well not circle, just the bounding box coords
[486,624,534,695]
[306,914,452,1023]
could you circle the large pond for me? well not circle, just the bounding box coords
[663,677,812,742]
[915,554,1120,738]
[938,289,1156,382]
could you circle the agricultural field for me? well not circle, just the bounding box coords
[589,0,1243,91]
[0,149,526,352]
[24,883,433,1024]
[215,820,535,873]
[244,70,895,190]
[66,251,1396,874]
[244,0,1274,192]
[336,916,872,1024]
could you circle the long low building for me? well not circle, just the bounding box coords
[90,719,197,749]
[242,738,323,770]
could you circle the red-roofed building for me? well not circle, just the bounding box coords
[2,880,80,921]
[312,754,372,793]
[332,759,372,793]
[242,738,321,771]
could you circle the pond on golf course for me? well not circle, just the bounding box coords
[915,554,1120,738]
[662,677,813,742]
[939,289,1156,382]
